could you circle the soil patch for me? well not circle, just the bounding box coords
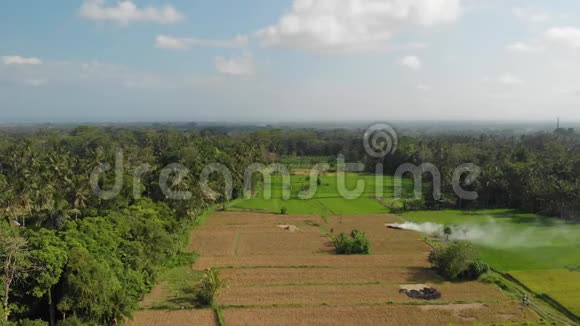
[129,309,217,326]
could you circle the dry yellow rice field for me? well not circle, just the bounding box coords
[135,211,540,325]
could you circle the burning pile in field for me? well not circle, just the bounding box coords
[399,285,441,300]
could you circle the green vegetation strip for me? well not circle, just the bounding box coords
[213,305,227,326]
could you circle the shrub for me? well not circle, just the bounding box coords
[280,206,288,215]
[332,229,370,255]
[402,198,426,211]
[164,252,198,268]
[196,268,226,307]
[428,241,485,281]
[465,260,490,279]
[380,198,404,213]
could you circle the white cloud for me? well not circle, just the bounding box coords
[1,55,42,65]
[155,35,248,50]
[256,0,463,52]
[214,54,255,76]
[498,73,523,85]
[506,42,541,53]
[544,27,580,49]
[80,0,184,25]
[400,56,422,70]
[417,84,432,91]
[513,7,550,23]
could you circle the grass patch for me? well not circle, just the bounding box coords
[145,265,204,310]
[509,270,580,317]
[232,174,411,215]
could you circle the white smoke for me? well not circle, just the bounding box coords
[390,218,577,249]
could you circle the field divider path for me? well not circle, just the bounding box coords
[220,302,539,326]
[219,300,506,310]
[218,281,510,307]
[232,231,241,257]
[315,199,336,215]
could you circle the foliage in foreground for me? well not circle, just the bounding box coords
[195,269,225,307]
[0,127,265,324]
[428,241,490,281]
[332,229,371,255]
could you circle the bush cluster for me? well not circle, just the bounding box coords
[332,229,370,255]
[428,241,490,280]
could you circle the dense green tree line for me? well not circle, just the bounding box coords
[262,128,580,218]
[377,132,580,217]
[0,127,266,325]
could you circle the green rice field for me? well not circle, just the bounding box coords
[232,174,410,215]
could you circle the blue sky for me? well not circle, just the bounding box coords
[1,0,580,123]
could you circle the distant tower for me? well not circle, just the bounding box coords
[557,117,560,129]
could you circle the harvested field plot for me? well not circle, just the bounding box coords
[139,210,539,325]
[223,303,536,326]
[188,230,237,256]
[235,232,331,256]
[195,254,431,269]
[219,267,439,286]
[327,215,432,254]
[219,282,507,306]
[129,309,217,326]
